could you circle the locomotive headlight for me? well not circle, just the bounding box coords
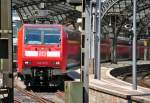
[24,61,32,65]
[52,61,60,65]
[55,61,60,65]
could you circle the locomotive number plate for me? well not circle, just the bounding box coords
[36,61,48,65]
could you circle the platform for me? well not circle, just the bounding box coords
[67,60,150,103]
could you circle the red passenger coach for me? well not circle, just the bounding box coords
[17,24,80,86]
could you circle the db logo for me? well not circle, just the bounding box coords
[39,51,47,56]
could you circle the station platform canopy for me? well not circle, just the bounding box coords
[101,0,150,38]
[12,0,81,24]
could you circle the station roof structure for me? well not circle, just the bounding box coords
[12,0,150,38]
[12,0,81,24]
[101,0,150,38]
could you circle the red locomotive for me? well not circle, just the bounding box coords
[17,24,80,86]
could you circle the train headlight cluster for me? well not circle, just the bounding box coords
[24,61,32,65]
[55,61,60,65]
[52,61,60,65]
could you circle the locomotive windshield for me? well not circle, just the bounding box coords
[25,27,61,44]
[44,30,60,44]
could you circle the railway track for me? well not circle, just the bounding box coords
[15,87,58,103]
[14,72,72,103]
[55,90,65,100]
[14,97,22,103]
[140,73,150,88]
[117,70,150,89]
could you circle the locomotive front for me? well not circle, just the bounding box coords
[17,24,67,86]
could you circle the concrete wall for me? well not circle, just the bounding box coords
[89,88,137,103]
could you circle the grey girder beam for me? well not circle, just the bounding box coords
[12,0,66,9]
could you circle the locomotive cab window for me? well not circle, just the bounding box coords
[25,27,61,44]
[44,30,60,44]
[25,29,42,44]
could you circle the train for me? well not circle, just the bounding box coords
[100,37,144,61]
[17,24,145,86]
[17,24,81,86]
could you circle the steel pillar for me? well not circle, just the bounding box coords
[1,0,13,102]
[144,40,148,60]
[94,0,101,79]
[132,0,137,90]
[89,0,94,74]
[92,0,97,77]
[82,0,90,102]
[111,15,117,64]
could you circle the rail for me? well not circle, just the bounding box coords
[15,87,57,103]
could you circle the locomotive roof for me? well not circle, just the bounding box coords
[23,24,62,26]
[23,24,63,28]
[23,24,80,32]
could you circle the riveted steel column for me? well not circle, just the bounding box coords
[95,0,101,80]
[82,0,90,103]
[89,0,94,74]
[89,0,92,59]
[1,0,13,102]
[132,0,137,90]
[92,0,96,77]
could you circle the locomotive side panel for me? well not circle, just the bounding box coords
[67,40,81,67]
[60,29,68,72]
[66,29,81,68]
[18,26,24,73]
